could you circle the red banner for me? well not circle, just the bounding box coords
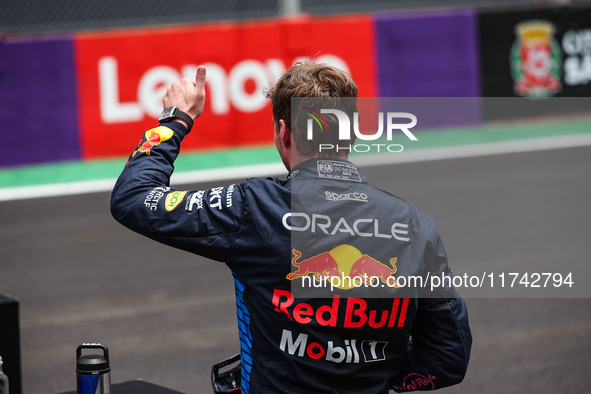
[75,15,377,159]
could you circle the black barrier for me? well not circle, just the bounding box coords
[479,6,591,120]
[0,293,22,394]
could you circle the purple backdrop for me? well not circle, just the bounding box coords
[0,38,80,167]
[376,10,481,98]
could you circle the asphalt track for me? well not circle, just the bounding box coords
[1,145,590,393]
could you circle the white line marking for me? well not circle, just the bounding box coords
[1,134,590,202]
[352,133,591,167]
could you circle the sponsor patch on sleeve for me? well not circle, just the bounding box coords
[165,191,188,211]
[132,126,174,157]
[185,184,236,211]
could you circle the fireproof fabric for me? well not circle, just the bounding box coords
[111,121,471,393]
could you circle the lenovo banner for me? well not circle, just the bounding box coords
[75,15,378,159]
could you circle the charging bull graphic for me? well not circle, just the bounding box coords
[350,254,398,285]
[287,245,397,289]
[287,249,341,281]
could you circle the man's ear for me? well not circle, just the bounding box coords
[279,119,291,149]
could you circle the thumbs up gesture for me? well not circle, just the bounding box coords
[162,66,207,124]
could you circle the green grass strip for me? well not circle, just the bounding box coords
[0,145,280,188]
[1,115,590,189]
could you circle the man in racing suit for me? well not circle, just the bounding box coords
[111,62,471,393]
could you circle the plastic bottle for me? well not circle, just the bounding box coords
[0,355,9,394]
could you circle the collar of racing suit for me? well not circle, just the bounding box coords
[288,157,369,184]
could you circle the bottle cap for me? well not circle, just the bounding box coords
[76,343,110,375]
[76,354,110,374]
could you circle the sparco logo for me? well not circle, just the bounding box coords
[325,191,368,202]
[306,109,417,153]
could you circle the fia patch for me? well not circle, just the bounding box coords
[316,160,361,182]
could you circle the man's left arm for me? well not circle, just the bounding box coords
[391,220,472,392]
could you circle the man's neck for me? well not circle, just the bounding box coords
[288,153,349,171]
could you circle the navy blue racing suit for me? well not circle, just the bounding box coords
[111,122,472,393]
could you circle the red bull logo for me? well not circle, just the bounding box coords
[287,245,398,289]
[392,373,436,391]
[132,126,174,157]
[273,290,410,328]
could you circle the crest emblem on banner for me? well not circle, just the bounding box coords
[510,20,562,97]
